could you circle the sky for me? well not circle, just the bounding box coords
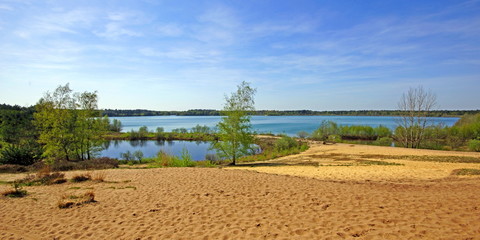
[0,0,479,111]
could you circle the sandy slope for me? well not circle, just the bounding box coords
[1,143,480,239]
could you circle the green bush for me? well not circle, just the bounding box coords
[274,136,299,151]
[327,134,342,143]
[0,144,40,166]
[468,139,480,152]
[374,137,393,146]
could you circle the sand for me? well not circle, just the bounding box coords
[1,143,480,239]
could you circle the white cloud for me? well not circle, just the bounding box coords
[0,4,13,11]
[157,23,183,37]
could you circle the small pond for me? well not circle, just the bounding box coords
[100,140,217,161]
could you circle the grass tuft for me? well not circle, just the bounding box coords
[71,173,92,182]
[451,168,480,176]
[58,191,96,209]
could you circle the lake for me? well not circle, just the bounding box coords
[101,115,459,160]
[100,140,217,161]
[111,115,459,136]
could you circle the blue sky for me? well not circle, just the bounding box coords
[0,0,479,111]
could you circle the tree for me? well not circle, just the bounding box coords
[395,86,437,148]
[211,81,256,165]
[34,84,107,163]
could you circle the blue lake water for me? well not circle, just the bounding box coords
[101,115,460,160]
[112,115,459,136]
[100,140,216,161]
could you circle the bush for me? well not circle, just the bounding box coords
[274,136,299,151]
[0,164,28,173]
[297,131,309,139]
[2,181,28,198]
[468,139,480,152]
[327,134,342,143]
[374,137,394,146]
[148,149,196,168]
[0,144,40,166]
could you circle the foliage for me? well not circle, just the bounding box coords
[147,149,196,167]
[311,120,338,141]
[296,131,309,139]
[0,143,41,165]
[108,119,122,132]
[172,128,188,133]
[191,124,211,134]
[34,84,108,163]
[240,137,309,162]
[274,135,299,151]
[468,139,480,152]
[210,81,257,165]
[374,137,394,146]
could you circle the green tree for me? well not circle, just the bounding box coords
[211,81,256,165]
[34,84,107,163]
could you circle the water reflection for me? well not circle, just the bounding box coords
[100,140,218,161]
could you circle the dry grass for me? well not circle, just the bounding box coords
[91,171,107,182]
[71,173,92,182]
[58,191,96,209]
[1,181,28,198]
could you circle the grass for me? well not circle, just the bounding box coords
[20,167,67,186]
[356,160,403,166]
[360,155,480,163]
[71,173,91,182]
[1,181,27,198]
[91,171,107,182]
[451,169,480,176]
[58,191,96,209]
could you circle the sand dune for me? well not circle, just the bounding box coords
[1,143,480,239]
[0,166,479,239]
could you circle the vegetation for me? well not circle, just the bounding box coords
[146,149,196,168]
[451,168,480,176]
[1,181,28,198]
[240,136,309,162]
[210,81,257,165]
[34,84,109,163]
[58,191,96,209]
[395,86,437,148]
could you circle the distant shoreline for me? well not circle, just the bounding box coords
[102,109,479,117]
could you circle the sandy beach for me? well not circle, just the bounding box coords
[1,143,480,239]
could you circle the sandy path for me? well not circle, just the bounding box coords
[1,167,480,240]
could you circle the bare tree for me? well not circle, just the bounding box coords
[395,86,437,148]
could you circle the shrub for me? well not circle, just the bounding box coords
[297,131,309,139]
[374,137,394,146]
[327,134,342,143]
[0,144,39,166]
[468,139,480,152]
[274,136,299,151]
[0,164,28,173]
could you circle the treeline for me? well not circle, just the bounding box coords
[102,108,480,117]
[308,113,480,151]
